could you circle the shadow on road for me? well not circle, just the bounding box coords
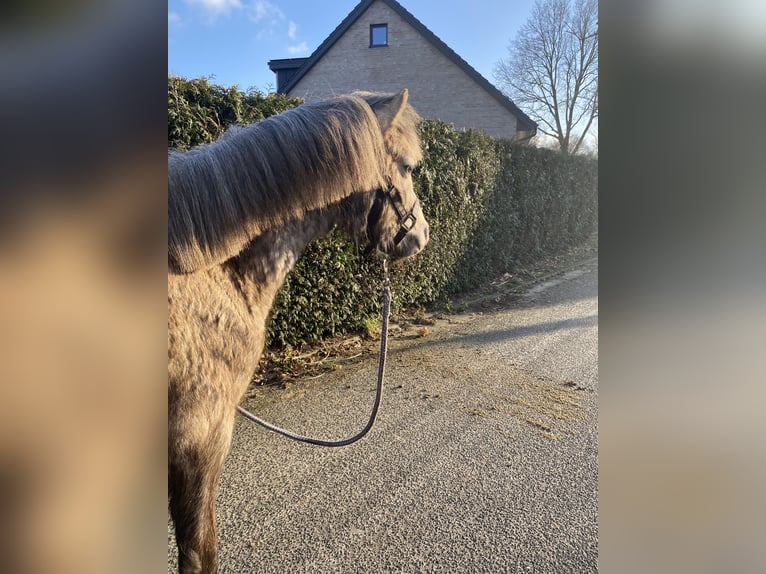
[450,314,598,346]
[396,314,598,355]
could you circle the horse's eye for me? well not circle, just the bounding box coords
[404,164,413,174]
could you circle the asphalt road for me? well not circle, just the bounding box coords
[169,259,598,573]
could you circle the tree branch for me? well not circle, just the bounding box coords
[494,0,598,154]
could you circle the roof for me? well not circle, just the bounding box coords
[267,57,308,71]
[272,0,536,133]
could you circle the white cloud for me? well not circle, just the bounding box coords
[184,0,243,18]
[249,0,284,23]
[168,11,182,25]
[248,0,289,40]
[288,20,297,40]
[287,42,309,55]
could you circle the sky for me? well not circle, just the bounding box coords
[167,0,537,94]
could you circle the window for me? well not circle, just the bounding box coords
[370,24,388,47]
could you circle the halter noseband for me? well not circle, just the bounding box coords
[365,180,418,255]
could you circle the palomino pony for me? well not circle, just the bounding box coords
[168,90,429,573]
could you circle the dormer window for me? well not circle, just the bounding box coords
[370,24,388,47]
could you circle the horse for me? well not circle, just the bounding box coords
[168,89,429,573]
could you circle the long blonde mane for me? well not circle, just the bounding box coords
[169,94,418,273]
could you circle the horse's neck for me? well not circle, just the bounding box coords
[228,209,337,318]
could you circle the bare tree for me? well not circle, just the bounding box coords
[495,0,598,155]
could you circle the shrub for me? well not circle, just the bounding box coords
[167,76,301,150]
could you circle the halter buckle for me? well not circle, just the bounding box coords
[400,212,417,231]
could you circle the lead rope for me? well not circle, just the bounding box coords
[236,258,391,447]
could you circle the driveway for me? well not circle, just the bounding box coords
[169,258,598,573]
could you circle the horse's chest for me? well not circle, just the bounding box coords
[168,278,266,384]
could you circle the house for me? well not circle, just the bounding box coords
[268,0,536,141]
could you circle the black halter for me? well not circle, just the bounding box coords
[364,181,418,255]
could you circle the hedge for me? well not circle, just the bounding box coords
[168,77,597,347]
[168,76,302,150]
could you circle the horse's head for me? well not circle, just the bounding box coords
[357,90,429,260]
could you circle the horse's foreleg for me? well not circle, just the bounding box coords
[169,397,235,574]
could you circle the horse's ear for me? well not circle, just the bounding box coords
[374,89,409,132]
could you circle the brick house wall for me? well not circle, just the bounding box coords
[286,1,522,140]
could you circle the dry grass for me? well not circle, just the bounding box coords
[475,375,589,441]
